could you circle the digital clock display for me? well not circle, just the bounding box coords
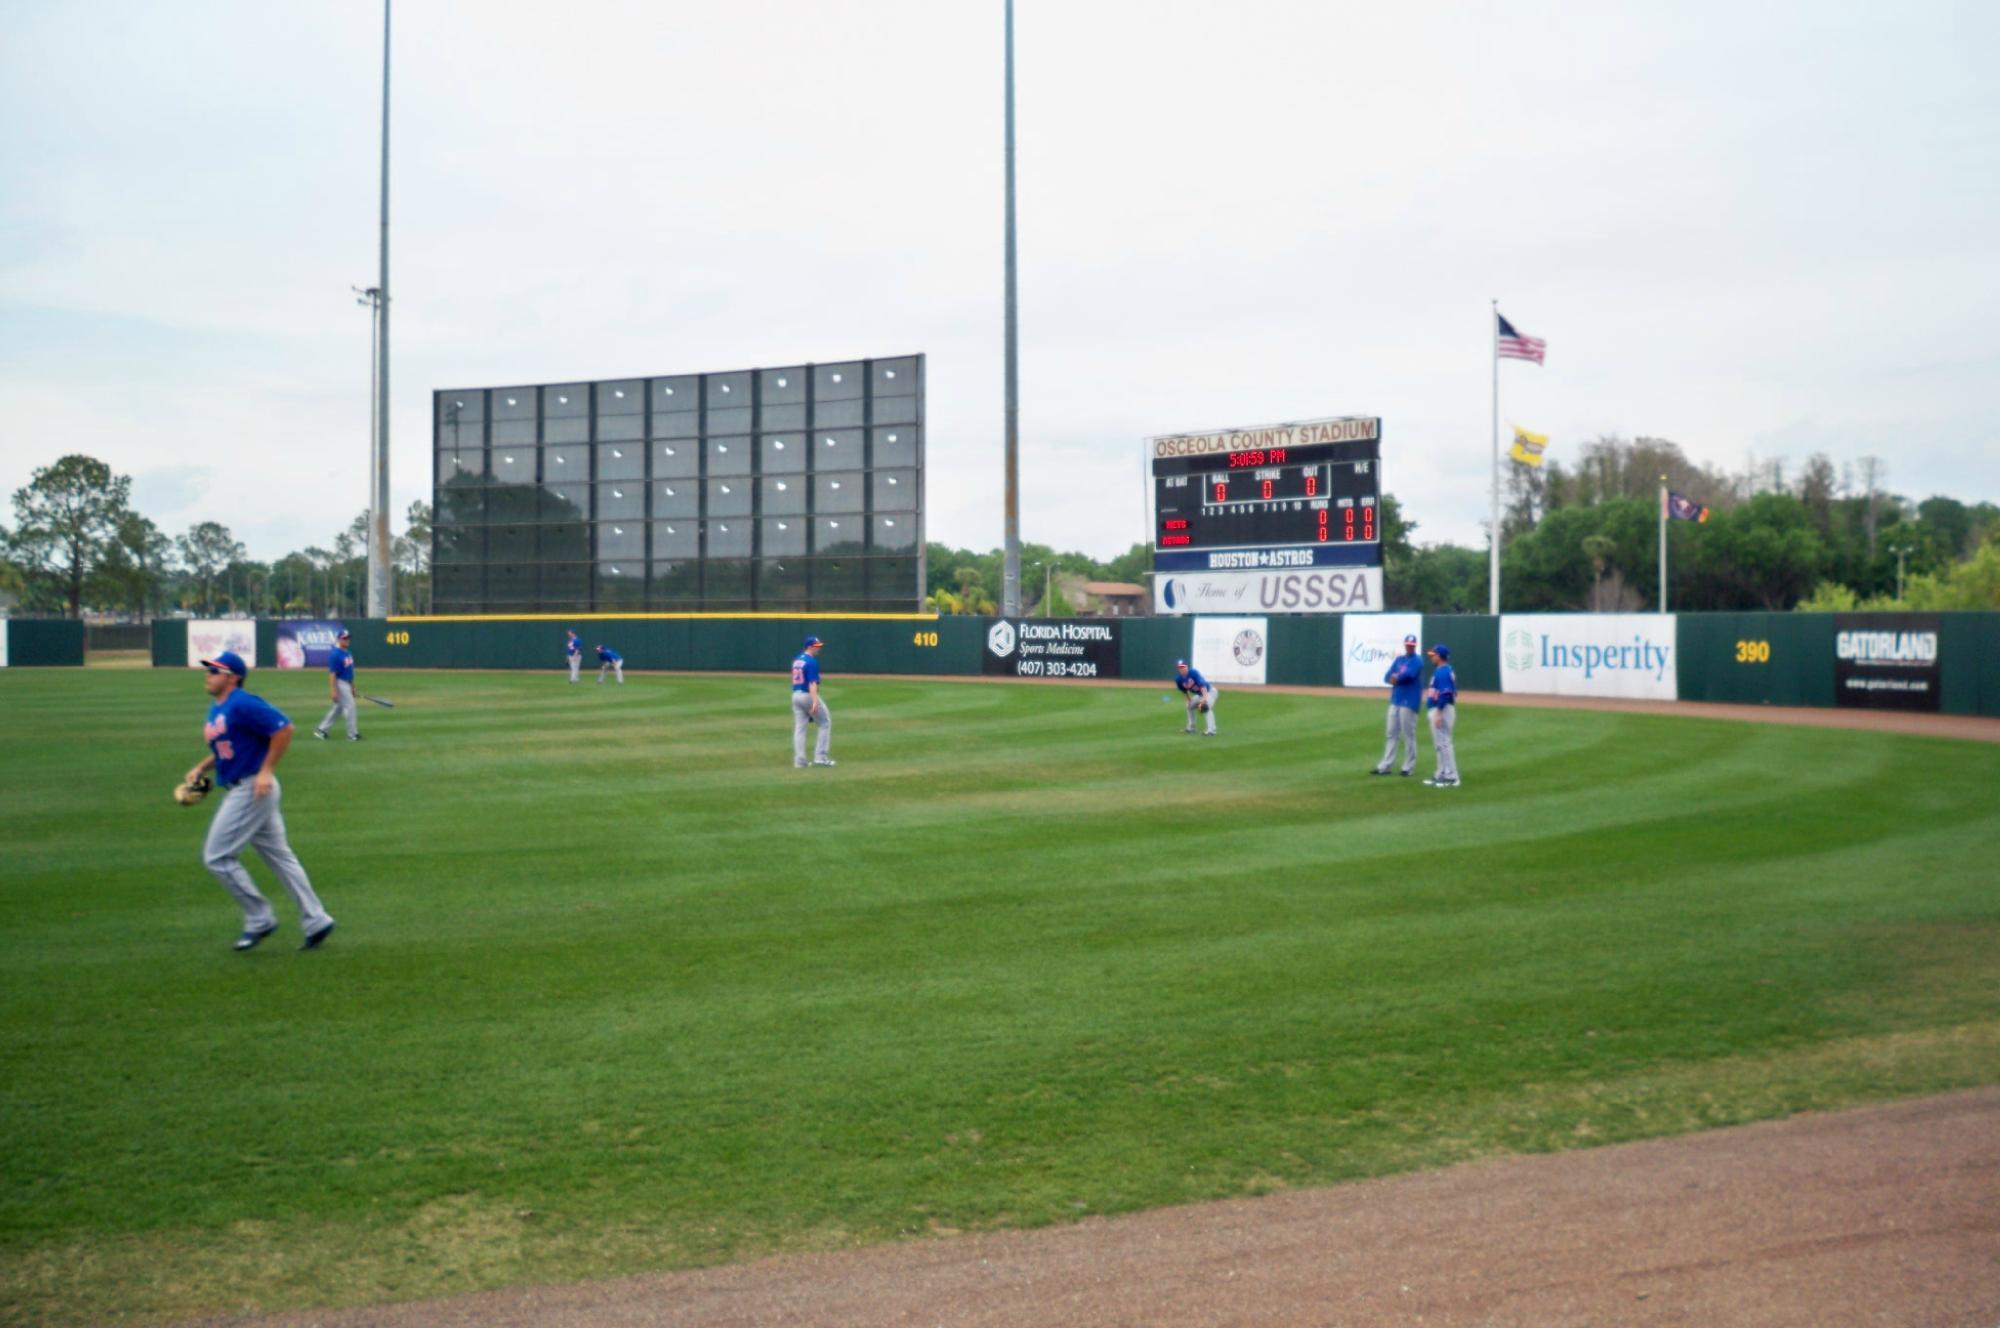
[1151,434,1381,556]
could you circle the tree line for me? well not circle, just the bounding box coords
[9,441,1996,620]
[2,455,433,618]
[1482,435,2000,612]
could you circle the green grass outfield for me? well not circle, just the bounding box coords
[2,667,1996,1324]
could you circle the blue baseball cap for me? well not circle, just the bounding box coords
[1403,634,1418,645]
[1430,643,1451,660]
[201,650,248,677]
[1174,658,1188,667]
[803,635,823,648]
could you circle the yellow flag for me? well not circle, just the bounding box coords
[1508,424,1547,468]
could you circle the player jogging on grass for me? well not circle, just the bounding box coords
[187,650,336,952]
[312,628,362,741]
[1174,658,1218,736]
[1371,633,1421,776]
[1423,643,1460,788]
[791,635,834,768]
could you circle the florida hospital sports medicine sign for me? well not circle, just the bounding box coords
[1500,614,1678,701]
[983,619,1122,680]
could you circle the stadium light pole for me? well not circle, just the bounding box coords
[996,0,1016,616]
[1890,543,1911,602]
[365,0,394,621]
[1045,561,1056,615]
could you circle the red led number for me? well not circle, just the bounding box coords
[1213,482,1228,503]
[1344,511,1355,540]
[1304,475,1318,497]
[1316,510,1329,543]
[1260,479,1273,500]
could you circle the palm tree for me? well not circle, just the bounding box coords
[1581,534,1616,611]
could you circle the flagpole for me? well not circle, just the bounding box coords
[1658,475,1668,613]
[1489,298,1499,615]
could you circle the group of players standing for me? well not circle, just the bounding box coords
[1172,635,1460,786]
[182,623,1461,953]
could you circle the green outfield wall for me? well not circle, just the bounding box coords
[1417,615,1502,693]
[142,612,2000,717]
[1675,613,1836,708]
[4,619,86,666]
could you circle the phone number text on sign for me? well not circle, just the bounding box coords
[1012,659,1100,678]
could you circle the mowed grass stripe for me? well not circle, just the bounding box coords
[0,668,1995,1325]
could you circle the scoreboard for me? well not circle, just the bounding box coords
[1150,416,1382,571]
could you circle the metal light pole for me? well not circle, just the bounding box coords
[1000,0,1021,617]
[366,0,394,620]
[1890,544,1911,601]
[1044,561,1056,615]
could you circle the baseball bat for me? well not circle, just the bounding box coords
[362,694,395,708]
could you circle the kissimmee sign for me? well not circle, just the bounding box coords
[1500,614,1678,701]
[1834,613,1940,711]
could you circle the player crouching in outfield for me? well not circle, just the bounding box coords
[1423,643,1460,787]
[595,643,624,685]
[185,651,336,952]
[791,635,835,767]
[1174,659,1218,736]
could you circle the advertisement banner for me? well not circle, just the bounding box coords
[1500,614,1678,700]
[186,619,257,669]
[276,620,348,670]
[1154,566,1383,616]
[981,619,1121,680]
[1191,616,1269,686]
[1834,613,1940,711]
[1341,613,1424,688]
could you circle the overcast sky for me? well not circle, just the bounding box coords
[4,0,1996,564]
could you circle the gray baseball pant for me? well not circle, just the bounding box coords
[792,692,831,765]
[1429,704,1459,781]
[316,679,358,738]
[1184,688,1217,734]
[568,654,581,682]
[203,778,333,934]
[598,660,624,684]
[1376,703,1418,773]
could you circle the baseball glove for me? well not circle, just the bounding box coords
[174,773,213,807]
[1197,701,1211,713]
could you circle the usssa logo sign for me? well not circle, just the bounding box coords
[986,621,1016,658]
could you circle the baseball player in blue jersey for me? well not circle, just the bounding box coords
[1174,658,1217,736]
[185,651,336,951]
[791,635,834,767]
[595,644,624,685]
[1371,633,1422,776]
[312,628,362,741]
[1423,643,1460,787]
[565,629,582,683]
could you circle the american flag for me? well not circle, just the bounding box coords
[1496,312,1546,364]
